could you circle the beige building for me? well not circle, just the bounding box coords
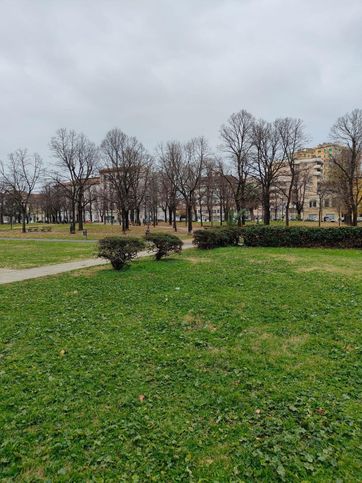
[261,150,342,222]
[297,157,340,222]
[294,144,346,221]
[296,143,342,161]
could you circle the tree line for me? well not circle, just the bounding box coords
[1,108,361,233]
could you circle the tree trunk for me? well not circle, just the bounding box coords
[262,189,271,225]
[173,208,177,232]
[136,208,141,225]
[236,201,242,227]
[352,205,358,226]
[187,204,193,233]
[22,207,27,233]
[121,209,129,232]
[285,204,290,227]
[285,176,294,227]
[168,206,173,226]
[208,209,212,226]
[130,209,135,224]
[199,204,203,226]
[78,205,83,230]
[77,189,84,230]
[71,200,76,234]
[0,199,4,224]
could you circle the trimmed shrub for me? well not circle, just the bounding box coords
[193,226,242,249]
[98,237,145,270]
[220,226,244,245]
[242,226,362,248]
[145,232,183,260]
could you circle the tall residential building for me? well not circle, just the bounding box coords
[296,143,342,161]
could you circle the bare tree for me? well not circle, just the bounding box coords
[158,141,183,231]
[330,108,362,225]
[194,159,217,225]
[50,128,98,232]
[158,170,171,223]
[215,159,234,224]
[251,119,284,225]
[176,137,208,233]
[219,110,254,225]
[41,182,67,223]
[325,164,349,224]
[277,117,307,226]
[146,170,160,227]
[0,180,6,224]
[293,162,313,220]
[100,128,149,232]
[130,157,151,225]
[316,180,330,226]
[0,149,42,233]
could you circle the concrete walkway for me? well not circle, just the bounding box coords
[0,242,194,285]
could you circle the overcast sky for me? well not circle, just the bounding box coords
[0,0,361,163]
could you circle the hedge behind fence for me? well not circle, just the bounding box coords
[242,226,362,248]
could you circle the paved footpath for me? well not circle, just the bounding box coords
[0,241,194,285]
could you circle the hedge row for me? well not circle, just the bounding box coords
[242,226,362,248]
[99,227,361,269]
[193,227,242,249]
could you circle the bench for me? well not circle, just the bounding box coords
[27,226,52,233]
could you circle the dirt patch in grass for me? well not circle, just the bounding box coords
[185,256,211,265]
[21,466,45,480]
[296,264,360,276]
[200,453,230,466]
[183,312,217,332]
[69,265,108,278]
[268,254,300,263]
[251,332,310,356]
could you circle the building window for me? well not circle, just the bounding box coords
[309,200,317,208]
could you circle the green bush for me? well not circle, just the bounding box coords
[242,226,362,248]
[145,232,183,260]
[193,226,242,249]
[98,237,145,270]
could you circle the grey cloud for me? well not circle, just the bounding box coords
[0,0,361,163]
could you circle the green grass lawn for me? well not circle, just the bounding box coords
[0,222,193,241]
[0,220,356,241]
[0,247,361,480]
[0,240,97,269]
